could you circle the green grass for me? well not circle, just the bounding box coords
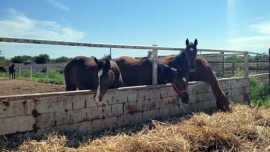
[249,77,270,107]
[0,70,65,84]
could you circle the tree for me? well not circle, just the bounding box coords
[147,50,152,57]
[50,56,71,63]
[11,55,34,63]
[34,54,50,64]
[0,56,6,67]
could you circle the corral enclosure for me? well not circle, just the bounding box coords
[0,37,267,137]
[0,77,249,135]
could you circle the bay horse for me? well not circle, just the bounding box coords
[160,39,231,112]
[9,64,15,79]
[115,56,189,103]
[64,56,123,102]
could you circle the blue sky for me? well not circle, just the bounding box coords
[0,0,270,59]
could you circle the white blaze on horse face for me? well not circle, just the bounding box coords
[190,48,194,52]
[182,77,186,83]
[95,69,103,102]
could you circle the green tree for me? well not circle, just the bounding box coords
[34,54,50,64]
[147,50,152,57]
[11,55,34,63]
[50,56,71,63]
[0,56,6,67]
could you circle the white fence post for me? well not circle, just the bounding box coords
[152,45,158,85]
[19,65,21,79]
[30,66,32,80]
[244,52,249,79]
[46,64,49,82]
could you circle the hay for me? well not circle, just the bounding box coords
[2,104,270,152]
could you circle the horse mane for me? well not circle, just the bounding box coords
[100,55,112,61]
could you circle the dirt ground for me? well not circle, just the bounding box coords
[0,79,66,96]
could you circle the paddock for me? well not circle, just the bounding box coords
[0,79,65,96]
[0,37,268,136]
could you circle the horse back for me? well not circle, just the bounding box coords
[64,56,98,90]
[115,56,152,86]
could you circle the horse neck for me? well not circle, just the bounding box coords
[157,65,175,84]
[175,52,188,67]
[205,67,226,100]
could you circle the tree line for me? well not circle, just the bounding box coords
[0,54,71,67]
[225,53,268,62]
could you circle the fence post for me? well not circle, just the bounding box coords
[46,64,49,82]
[19,65,21,79]
[232,62,235,76]
[152,45,158,85]
[244,52,249,79]
[268,49,270,86]
[30,66,32,80]
[220,51,224,76]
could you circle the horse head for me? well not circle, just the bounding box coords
[185,38,198,72]
[159,63,189,103]
[94,56,118,102]
[172,67,189,103]
[217,91,231,112]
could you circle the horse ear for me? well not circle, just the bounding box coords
[185,39,189,46]
[194,39,198,46]
[94,57,98,64]
[105,59,111,67]
[225,91,229,96]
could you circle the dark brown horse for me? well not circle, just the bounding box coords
[160,39,231,112]
[188,56,231,112]
[115,56,189,103]
[64,56,123,102]
[9,64,15,79]
[0,67,6,72]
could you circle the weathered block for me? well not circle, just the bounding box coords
[133,112,143,124]
[111,104,123,117]
[100,117,118,130]
[90,119,101,133]
[0,99,34,118]
[142,109,160,122]
[159,107,171,120]
[85,94,98,108]
[159,97,178,108]
[196,82,210,93]
[137,88,160,101]
[84,106,103,120]
[35,96,72,114]
[170,106,180,116]
[117,114,134,127]
[147,99,160,110]
[0,115,35,135]
[124,101,147,114]
[102,104,112,118]
[36,113,55,129]
[77,121,92,133]
[72,95,87,109]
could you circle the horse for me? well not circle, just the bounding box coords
[160,39,231,112]
[115,56,189,103]
[9,64,15,79]
[64,56,123,102]
[0,67,6,72]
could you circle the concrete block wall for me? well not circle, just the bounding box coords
[0,77,249,135]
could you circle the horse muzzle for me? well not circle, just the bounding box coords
[94,95,102,103]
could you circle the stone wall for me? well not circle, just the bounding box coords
[0,77,249,135]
